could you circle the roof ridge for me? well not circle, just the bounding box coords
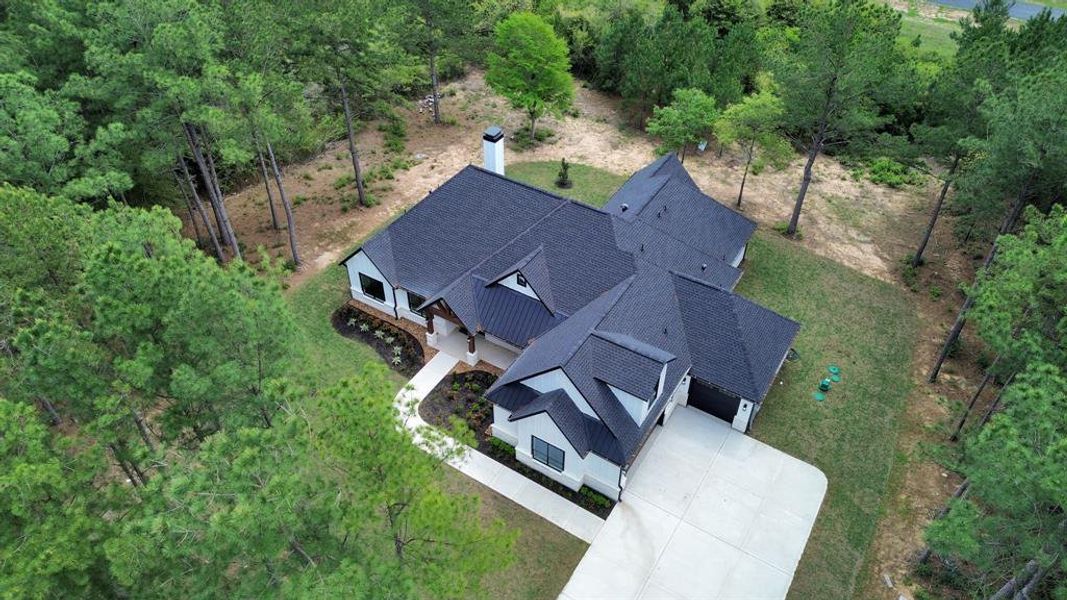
[724,292,761,400]
[468,164,618,217]
[590,330,675,363]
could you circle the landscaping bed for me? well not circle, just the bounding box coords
[332,303,424,377]
[419,370,615,518]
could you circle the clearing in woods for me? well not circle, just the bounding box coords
[205,71,983,600]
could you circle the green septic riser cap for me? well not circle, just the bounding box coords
[831,374,842,383]
[818,378,831,392]
[813,392,826,401]
[828,365,841,375]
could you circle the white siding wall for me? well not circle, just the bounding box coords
[394,288,428,326]
[663,372,692,422]
[730,244,747,269]
[345,251,396,315]
[491,405,517,444]
[522,369,597,419]
[506,412,622,499]
[498,271,541,301]
[608,384,646,424]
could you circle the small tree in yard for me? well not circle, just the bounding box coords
[646,88,718,163]
[713,88,791,207]
[487,12,574,143]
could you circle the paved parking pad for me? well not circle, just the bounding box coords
[561,406,826,600]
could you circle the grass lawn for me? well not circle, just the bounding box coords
[443,470,588,600]
[736,233,919,600]
[284,261,588,599]
[507,161,629,207]
[899,13,960,57]
[286,261,406,390]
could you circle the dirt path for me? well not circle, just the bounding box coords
[203,70,983,600]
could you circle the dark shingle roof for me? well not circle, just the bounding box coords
[349,156,797,467]
[510,389,590,455]
[605,153,756,263]
[673,273,800,400]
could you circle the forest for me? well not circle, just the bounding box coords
[1,0,1065,598]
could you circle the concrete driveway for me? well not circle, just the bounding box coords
[560,406,826,600]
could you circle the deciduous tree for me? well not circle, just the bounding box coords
[487,12,575,142]
[713,87,791,206]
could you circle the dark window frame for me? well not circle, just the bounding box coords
[531,436,565,471]
[406,290,427,316]
[515,272,528,287]
[359,273,386,303]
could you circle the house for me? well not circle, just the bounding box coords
[341,128,799,501]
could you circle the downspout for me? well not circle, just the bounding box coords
[391,286,400,319]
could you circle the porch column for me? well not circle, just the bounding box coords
[425,313,437,347]
[465,334,478,366]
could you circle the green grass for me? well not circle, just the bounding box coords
[736,233,919,600]
[285,259,587,600]
[444,470,588,600]
[507,161,629,207]
[286,262,405,391]
[900,13,960,56]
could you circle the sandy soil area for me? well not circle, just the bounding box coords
[194,70,987,600]
[210,71,928,286]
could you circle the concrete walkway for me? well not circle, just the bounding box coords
[395,352,605,543]
[561,407,827,600]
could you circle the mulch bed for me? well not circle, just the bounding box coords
[419,370,616,518]
[332,304,425,377]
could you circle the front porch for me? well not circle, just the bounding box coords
[424,309,518,369]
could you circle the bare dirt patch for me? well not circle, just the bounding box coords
[203,71,926,286]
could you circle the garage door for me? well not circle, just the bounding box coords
[688,380,741,423]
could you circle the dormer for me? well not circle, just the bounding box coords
[486,245,556,313]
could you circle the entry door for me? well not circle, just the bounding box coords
[687,380,741,423]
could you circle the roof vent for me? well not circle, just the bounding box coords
[640,243,644,252]
[621,203,629,212]
[701,263,707,271]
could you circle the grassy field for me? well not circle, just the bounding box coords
[285,260,587,599]
[443,470,589,600]
[736,233,919,600]
[507,161,629,207]
[900,13,961,56]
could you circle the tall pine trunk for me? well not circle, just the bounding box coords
[976,373,1014,430]
[950,356,998,441]
[200,126,241,260]
[183,124,241,260]
[429,46,442,125]
[788,140,821,236]
[989,559,1039,600]
[737,139,755,208]
[175,172,203,245]
[913,154,960,267]
[679,143,687,163]
[338,79,367,207]
[266,139,301,268]
[256,144,280,229]
[917,478,971,565]
[928,174,1033,381]
[178,155,224,260]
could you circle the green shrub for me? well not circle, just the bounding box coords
[928,285,942,300]
[302,172,314,181]
[900,256,919,291]
[866,157,922,188]
[333,174,354,190]
[580,486,613,508]
[378,117,407,155]
[293,195,308,206]
[488,436,514,456]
